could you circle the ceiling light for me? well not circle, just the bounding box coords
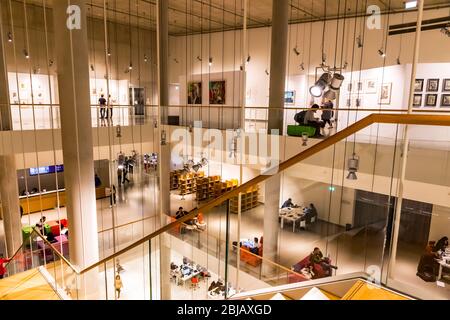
[196,56,202,62]
[323,89,336,100]
[48,59,54,67]
[200,157,208,167]
[299,63,305,71]
[405,1,417,9]
[329,73,345,90]
[346,153,359,180]
[23,49,29,59]
[192,164,202,173]
[357,35,363,48]
[378,49,386,58]
[90,64,95,71]
[128,63,133,70]
[107,50,111,57]
[209,57,213,66]
[265,69,269,75]
[293,47,300,56]
[309,72,332,97]
[246,55,251,64]
[7,32,12,42]
[144,55,148,62]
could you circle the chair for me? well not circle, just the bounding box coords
[195,213,207,231]
[311,216,316,224]
[191,276,200,290]
[299,220,306,229]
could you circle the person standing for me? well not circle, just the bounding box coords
[321,99,334,128]
[106,94,113,119]
[99,94,107,119]
[110,184,117,207]
[114,274,123,299]
[0,254,11,279]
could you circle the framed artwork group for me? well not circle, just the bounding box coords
[187,80,226,105]
[345,79,393,107]
[414,78,450,108]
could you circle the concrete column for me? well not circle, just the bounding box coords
[267,0,289,134]
[156,0,171,300]
[52,0,99,269]
[0,6,22,256]
[262,174,281,276]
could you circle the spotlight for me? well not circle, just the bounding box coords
[299,63,305,71]
[199,157,208,167]
[396,57,401,65]
[107,50,111,57]
[246,55,251,64]
[7,32,12,42]
[185,159,195,169]
[293,47,300,56]
[144,55,148,62]
[128,62,133,70]
[346,153,359,180]
[265,69,269,76]
[378,49,386,58]
[323,89,336,100]
[309,72,332,97]
[23,49,29,59]
[48,59,54,67]
[208,57,213,67]
[90,64,95,71]
[196,56,202,62]
[192,164,202,172]
[329,73,345,90]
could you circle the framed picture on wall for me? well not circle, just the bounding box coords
[209,80,226,105]
[284,91,296,104]
[441,94,450,107]
[427,79,439,92]
[413,94,422,107]
[379,83,392,105]
[443,79,450,92]
[188,82,202,105]
[425,94,438,107]
[364,80,377,94]
[414,79,424,92]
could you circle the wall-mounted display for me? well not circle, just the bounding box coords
[425,94,437,107]
[413,94,422,107]
[364,80,377,94]
[443,79,450,92]
[188,82,202,105]
[427,79,439,92]
[209,81,226,105]
[379,83,392,105]
[284,91,295,104]
[441,94,450,107]
[414,79,424,92]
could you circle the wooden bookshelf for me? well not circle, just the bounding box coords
[230,185,260,214]
[196,176,238,202]
[170,170,204,195]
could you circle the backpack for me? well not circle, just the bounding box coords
[294,110,307,125]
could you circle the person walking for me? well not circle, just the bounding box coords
[99,94,107,119]
[114,274,123,299]
[0,253,11,279]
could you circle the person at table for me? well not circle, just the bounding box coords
[309,247,337,275]
[304,104,325,138]
[176,207,186,219]
[433,237,448,254]
[281,198,295,209]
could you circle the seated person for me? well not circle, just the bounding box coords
[304,104,325,138]
[281,198,294,209]
[250,238,260,255]
[35,216,47,234]
[417,250,439,282]
[170,262,178,270]
[309,247,337,276]
[433,237,448,254]
[175,207,186,219]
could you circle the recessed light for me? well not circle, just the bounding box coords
[405,1,417,9]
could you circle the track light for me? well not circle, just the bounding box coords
[301,133,308,147]
[209,57,213,66]
[90,64,95,71]
[330,73,345,90]
[246,55,251,64]
[323,89,336,100]
[192,164,202,173]
[299,63,305,71]
[144,55,148,63]
[23,49,29,59]
[7,32,12,42]
[196,56,202,62]
[346,153,359,180]
[396,57,401,65]
[128,62,133,70]
[200,157,208,167]
[265,69,269,76]
[378,49,386,58]
[107,50,111,57]
[293,47,300,56]
[48,59,54,67]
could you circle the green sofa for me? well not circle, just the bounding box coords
[287,125,316,137]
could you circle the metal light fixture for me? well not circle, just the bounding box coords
[196,56,202,62]
[329,73,345,90]
[309,72,332,97]
[192,164,202,173]
[116,125,122,138]
[48,59,54,67]
[293,47,300,56]
[128,62,133,70]
[378,49,386,58]
[185,159,195,170]
[301,133,308,146]
[246,55,251,64]
[7,32,12,42]
[299,63,305,71]
[107,50,111,57]
[23,49,29,59]
[323,89,336,100]
[144,54,148,63]
[265,69,269,76]
[357,35,363,48]
[90,64,95,71]
[199,157,208,167]
[208,57,213,66]
[346,153,360,180]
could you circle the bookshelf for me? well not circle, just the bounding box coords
[230,185,260,214]
[170,170,205,195]
[196,176,238,202]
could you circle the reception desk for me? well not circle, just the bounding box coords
[19,187,109,215]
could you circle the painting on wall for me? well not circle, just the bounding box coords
[284,91,296,104]
[443,79,450,92]
[413,94,422,107]
[427,79,439,92]
[364,80,377,94]
[209,81,226,105]
[441,94,450,107]
[414,79,424,92]
[188,82,202,105]
[425,94,437,107]
[379,83,392,105]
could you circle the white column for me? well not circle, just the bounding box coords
[52,0,99,270]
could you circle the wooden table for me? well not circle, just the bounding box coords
[279,207,306,232]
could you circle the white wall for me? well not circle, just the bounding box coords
[429,205,450,242]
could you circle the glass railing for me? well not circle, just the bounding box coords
[4,114,450,300]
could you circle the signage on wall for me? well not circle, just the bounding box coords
[29,165,64,176]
